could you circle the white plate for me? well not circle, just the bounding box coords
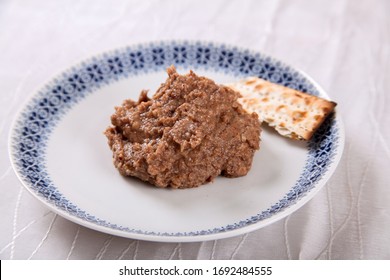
[9,41,344,242]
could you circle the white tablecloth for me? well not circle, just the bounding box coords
[1,0,389,260]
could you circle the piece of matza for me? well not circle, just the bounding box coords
[226,77,337,140]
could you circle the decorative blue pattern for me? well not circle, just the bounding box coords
[10,41,340,237]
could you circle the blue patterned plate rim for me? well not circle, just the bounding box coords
[8,40,344,242]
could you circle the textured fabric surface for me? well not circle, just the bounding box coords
[1,0,389,260]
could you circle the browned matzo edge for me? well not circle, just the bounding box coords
[226,77,337,140]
